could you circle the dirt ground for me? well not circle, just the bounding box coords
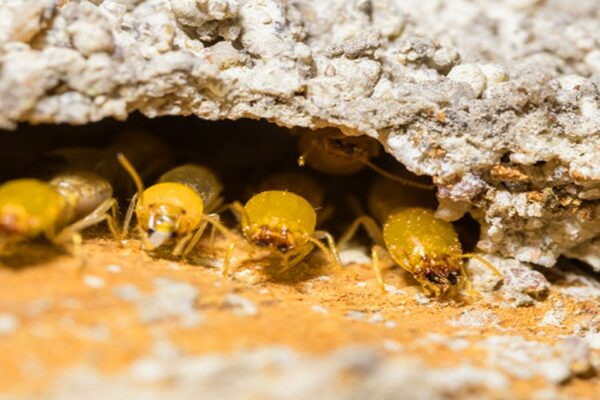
[0,236,598,399]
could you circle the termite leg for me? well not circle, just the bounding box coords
[222,241,236,276]
[459,263,480,298]
[223,201,247,223]
[313,230,341,269]
[54,198,120,245]
[173,231,194,258]
[122,193,138,239]
[277,245,314,275]
[207,213,222,255]
[305,234,340,269]
[72,232,84,268]
[198,214,241,272]
[338,215,384,250]
[200,214,237,242]
[179,220,209,258]
[288,245,314,269]
[222,202,256,258]
[371,245,387,293]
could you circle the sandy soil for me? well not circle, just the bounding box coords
[0,237,598,399]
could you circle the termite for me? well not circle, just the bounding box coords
[117,154,234,257]
[340,178,501,297]
[225,188,341,276]
[0,171,119,256]
[256,171,325,210]
[297,128,434,190]
[255,170,338,226]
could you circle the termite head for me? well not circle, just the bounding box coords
[414,258,467,297]
[0,179,64,241]
[118,154,205,251]
[0,204,38,238]
[247,225,297,255]
[242,190,316,256]
[136,183,204,250]
[142,203,184,249]
[298,128,379,175]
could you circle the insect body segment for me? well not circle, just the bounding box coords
[48,171,119,244]
[297,128,434,190]
[226,190,340,275]
[298,128,380,175]
[0,172,119,253]
[341,182,501,297]
[118,155,231,257]
[256,171,324,209]
[158,165,223,212]
[382,208,473,297]
[0,179,65,241]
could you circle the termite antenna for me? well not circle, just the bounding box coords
[117,153,145,202]
[461,253,503,278]
[362,159,435,190]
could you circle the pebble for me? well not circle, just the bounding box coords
[539,303,566,327]
[584,332,600,350]
[345,311,366,321]
[384,320,397,329]
[130,358,169,383]
[311,305,328,315]
[83,275,105,289]
[113,284,142,301]
[368,312,384,324]
[223,294,258,316]
[384,284,404,295]
[106,264,122,273]
[0,313,18,335]
[447,63,487,97]
[382,339,403,352]
[413,293,430,305]
[139,278,202,327]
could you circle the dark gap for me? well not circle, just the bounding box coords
[500,151,512,163]
[1,114,473,253]
[552,256,600,284]
[454,213,481,253]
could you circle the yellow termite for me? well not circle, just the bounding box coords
[340,178,501,297]
[297,128,434,190]
[0,171,119,254]
[118,154,233,257]
[225,188,341,275]
[255,170,336,225]
[256,171,325,210]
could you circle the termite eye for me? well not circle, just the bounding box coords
[448,272,458,285]
[426,273,440,283]
[255,239,268,247]
[277,244,289,253]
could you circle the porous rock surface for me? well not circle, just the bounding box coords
[2,0,600,270]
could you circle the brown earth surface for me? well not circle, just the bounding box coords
[0,236,598,399]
